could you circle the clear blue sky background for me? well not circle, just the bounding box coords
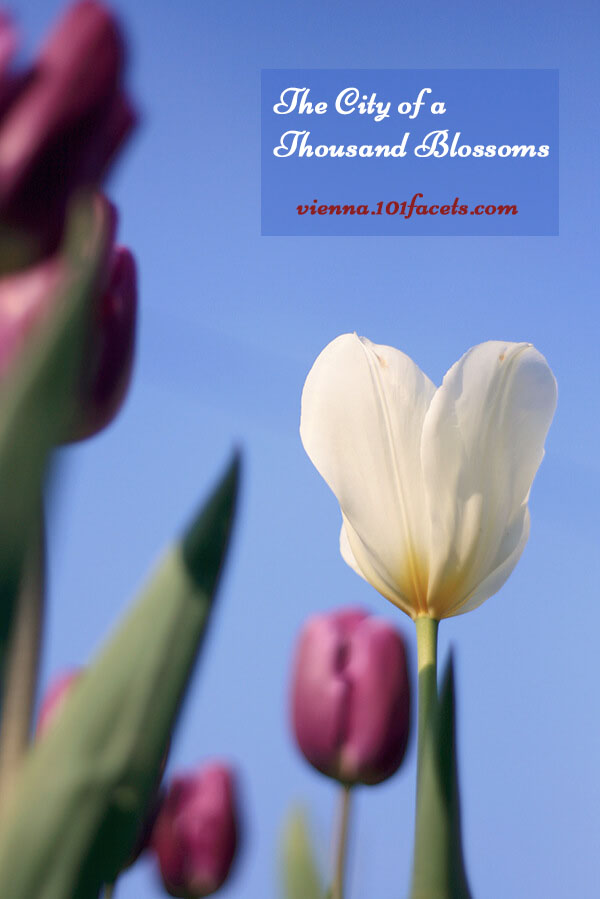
[10,1,600,897]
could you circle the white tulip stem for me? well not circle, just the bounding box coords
[331,783,352,899]
[415,616,439,786]
[0,509,45,804]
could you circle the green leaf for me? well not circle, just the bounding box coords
[410,654,472,899]
[282,807,325,899]
[0,197,107,663]
[0,456,239,898]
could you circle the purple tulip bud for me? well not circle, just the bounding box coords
[0,193,137,439]
[291,608,410,786]
[151,763,239,898]
[36,669,81,737]
[68,241,138,439]
[0,1,135,267]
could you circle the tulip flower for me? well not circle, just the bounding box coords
[151,763,239,898]
[300,334,557,621]
[0,1,135,270]
[68,239,138,440]
[0,196,137,439]
[291,607,410,786]
[300,333,557,899]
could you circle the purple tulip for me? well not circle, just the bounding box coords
[0,1,135,267]
[68,237,138,440]
[0,193,137,439]
[291,608,410,786]
[151,763,239,898]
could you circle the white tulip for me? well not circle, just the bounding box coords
[300,334,557,620]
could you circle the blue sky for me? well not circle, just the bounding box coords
[10,0,600,896]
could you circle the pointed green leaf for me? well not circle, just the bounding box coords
[282,807,325,899]
[0,456,239,899]
[410,653,472,899]
[0,197,107,661]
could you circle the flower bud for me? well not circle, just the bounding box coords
[0,196,137,439]
[291,607,410,786]
[0,1,135,269]
[68,242,138,439]
[151,763,239,898]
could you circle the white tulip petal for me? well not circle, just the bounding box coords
[301,333,436,614]
[452,506,530,616]
[339,520,367,580]
[340,517,415,618]
[421,341,557,617]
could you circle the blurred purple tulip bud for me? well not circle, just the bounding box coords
[36,669,81,737]
[0,193,137,439]
[68,240,138,439]
[151,763,239,898]
[0,1,135,268]
[291,607,410,786]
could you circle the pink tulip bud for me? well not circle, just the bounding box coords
[291,608,410,786]
[0,1,135,267]
[36,669,81,737]
[151,763,239,898]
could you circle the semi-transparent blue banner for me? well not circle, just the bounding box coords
[261,69,558,236]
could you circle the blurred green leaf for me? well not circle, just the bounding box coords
[0,456,239,898]
[0,197,107,664]
[283,807,325,899]
[410,654,471,899]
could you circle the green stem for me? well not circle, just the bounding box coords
[411,615,440,899]
[331,784,352,899]
[415,616,439,787]
[104,884,115,899]
[0,513,45,802]
[411,617,471,899]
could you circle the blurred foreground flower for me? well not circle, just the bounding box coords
[151,763,239,898]
[0,195,137,438]
[300,334,557,620]
[291,607,410,785]
[0,0,135,269]
[69,233,137,439]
